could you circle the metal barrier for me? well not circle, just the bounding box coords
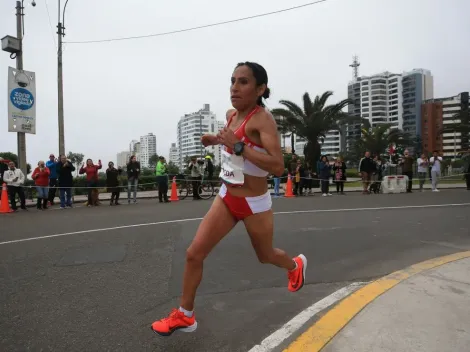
[381,175,408,194]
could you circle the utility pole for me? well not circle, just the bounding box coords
[16,1,27,176]
[57,0,66,156]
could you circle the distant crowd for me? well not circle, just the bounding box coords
[1,148,469,212]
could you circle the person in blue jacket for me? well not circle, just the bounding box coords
[318,155,332,196]
[46,154,59,205]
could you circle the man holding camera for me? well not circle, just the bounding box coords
[3,161,26,211]
[188,157,204,200]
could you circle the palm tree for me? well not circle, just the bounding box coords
[354,124,410,158]
[271,91,353,165]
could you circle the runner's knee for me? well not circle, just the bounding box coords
[186,247,205,264]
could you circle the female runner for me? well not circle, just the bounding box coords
[151,62,307,336]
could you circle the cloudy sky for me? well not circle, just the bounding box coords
[1,0,469,168]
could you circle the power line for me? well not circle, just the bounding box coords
[44,0,57,49]
[65,0,330,44]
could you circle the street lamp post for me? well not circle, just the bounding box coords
[57,0,70,157]
[1,1,28,176]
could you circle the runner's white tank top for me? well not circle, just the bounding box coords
[220,106,269,187]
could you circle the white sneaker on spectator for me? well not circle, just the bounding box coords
[322,193,327,197]
[432,189,440,192]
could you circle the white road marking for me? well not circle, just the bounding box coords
[246,282,367,352]
[1,202,469,246]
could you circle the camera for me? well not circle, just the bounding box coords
[31,1,36,7]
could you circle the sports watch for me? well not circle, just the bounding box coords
[234,142,245,156]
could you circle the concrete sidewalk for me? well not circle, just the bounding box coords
[21,182,468,207]
[322,256,470,352]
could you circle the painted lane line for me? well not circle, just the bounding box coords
[1,202,469,246]
[0,217,203,246]
[283,250,470,352]
[247,282,367,352]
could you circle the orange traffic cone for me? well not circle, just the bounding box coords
[169,176,179,202]
[0,183,13,213]
[284,174,295,198]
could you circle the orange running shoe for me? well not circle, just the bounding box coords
[151,309,198,336]
[288,254,307,292]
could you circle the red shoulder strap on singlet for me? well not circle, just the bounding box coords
[228,106,260,131]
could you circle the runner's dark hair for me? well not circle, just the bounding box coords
[235,62,270,107]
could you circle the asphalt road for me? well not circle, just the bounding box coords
[1,190,469,352]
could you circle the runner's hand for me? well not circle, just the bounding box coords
[201,134,218,147]
[217,128,240,149]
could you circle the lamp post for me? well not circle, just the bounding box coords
[1,1,29,176]
[57,0,71,157]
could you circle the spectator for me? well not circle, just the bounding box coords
[106,161,122,206]
[31,160,50,210]
[3,161,26,211]
[294,159,304,196]
[358,151,375,194]
[272,173,281,198]
[0,157,9,201]
[79,158,102,207]
[46,154,58,206]
[188,157,203,200]
[127,155,140,204]
[429,150,443,192]
[417,153,429,192]
[333,157,347,195]
[156,156,169,203]
[57,155,75,209]
[205,155,214,180]
[400,149,414,193]
[463,148,470,190]
[319,155,332,197]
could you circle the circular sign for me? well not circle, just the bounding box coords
[10,88,35,111]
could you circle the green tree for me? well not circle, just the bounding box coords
[354,124,410,159]
[167,161,180,175]
[0,152,31,174]
[148,154,159,169]
[67,152,84,176]
[271,91,353,166]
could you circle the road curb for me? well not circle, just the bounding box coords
[283,250,470,352]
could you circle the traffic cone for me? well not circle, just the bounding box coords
[169,176,179,202]
[0,183,13,213]
[284,174,295,198]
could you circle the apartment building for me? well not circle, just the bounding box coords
[421,92,469,158]
[169,143,179,166]
[139,133,157,168]
[177,104,224,169]
[346,69,433,152]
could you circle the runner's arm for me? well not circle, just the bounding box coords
[241,113,284,176]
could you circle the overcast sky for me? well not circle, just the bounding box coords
[1,0,469,168]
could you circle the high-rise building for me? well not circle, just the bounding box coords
[346,69,433,152]
[421,92,469,158]
[130,140,139,153]
[294,132,342,158]
[177,104,224,168]
[116,151,131,168]
[169,143,179,166]
[139,133,157,168]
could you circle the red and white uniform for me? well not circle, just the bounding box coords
[219,106,272,221]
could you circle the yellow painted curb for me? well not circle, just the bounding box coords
[284,250,470,352]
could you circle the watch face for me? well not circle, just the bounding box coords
[235,143,243,154]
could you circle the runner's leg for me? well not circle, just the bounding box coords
[244,210,294,269]
[180,195,237,311]
[244,211,306,292]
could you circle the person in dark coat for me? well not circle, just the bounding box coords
[56,155,76,208]
[106,161,122,205]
